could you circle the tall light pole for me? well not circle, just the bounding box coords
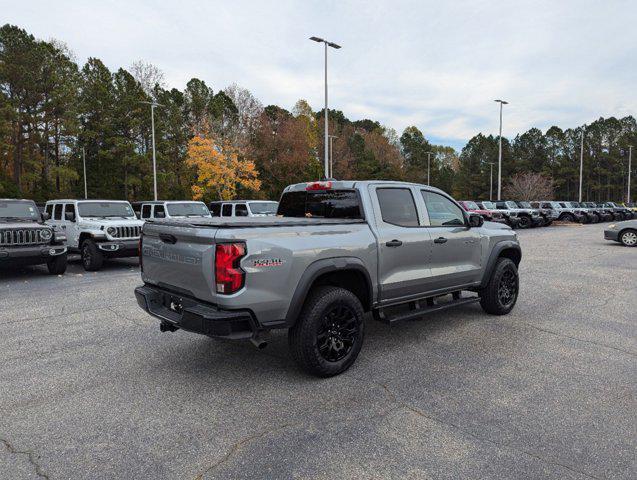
[628,145,633,203]
[425,151,433,185]
[494,99,508,200]
[310,36,341,179]
[82,147,87,199]
[488,162,495,201]
[328,135,338,178]
[141,101,163,200]
[579,125,586,202]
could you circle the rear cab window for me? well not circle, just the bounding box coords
[277,189,363,219]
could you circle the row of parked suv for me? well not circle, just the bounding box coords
[0,198,280,275]
[459,200,635,228]
[1,195,634,276]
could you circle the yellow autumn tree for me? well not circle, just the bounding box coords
[186,135,261,201]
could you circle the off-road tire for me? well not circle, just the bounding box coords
[518,215,532,229]
[81,239,103,271]
[620,229,637,247]
[288,286,365,377]
[47,253,67,275]
[560,213,575,223]
[479,257,519,315]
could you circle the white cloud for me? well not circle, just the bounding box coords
[5,0,636,148]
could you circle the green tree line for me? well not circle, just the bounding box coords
[1,24,634,202]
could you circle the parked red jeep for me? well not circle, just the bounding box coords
[459,201,509,225]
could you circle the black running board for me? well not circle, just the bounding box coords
[375,295,480,325]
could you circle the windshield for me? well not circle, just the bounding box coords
[0,200,40,221]
[78,202,135,218]
[464,201,479,210]
[166,202,211,217]
[481,201,495,209]
[249,202,278,215]
[518,202,532,209]
[505,201,518,209]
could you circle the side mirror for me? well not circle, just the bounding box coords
[41,212,50,221]
[468,213,484,228]
[65,211,76,222]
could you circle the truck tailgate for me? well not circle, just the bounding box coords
[141,222,219,304]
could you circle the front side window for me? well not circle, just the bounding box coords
[77,202,135,218]
[45,204,53,217]
[64,204,76,220]
[376,188,419,227]
[221,204,233,216]
[209,203,221,216]
[154,205,166,218]
[421,191,465,227]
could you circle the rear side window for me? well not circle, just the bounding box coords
[222,204,233,216]
[376,188,419,227]
[142,205,152,219]
[421,191,465,226]
[53,204,62,220]
[277,190,362,219]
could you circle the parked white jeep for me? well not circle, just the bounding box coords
[131,201,212,220]
[45,200,143,271]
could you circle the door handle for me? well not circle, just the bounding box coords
[385,239,403,247]
[434,237,448,244]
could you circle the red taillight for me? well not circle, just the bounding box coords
[215,243,246,294]
[306,181,332,191]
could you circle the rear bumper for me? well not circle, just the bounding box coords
[98,239,138,258]
[604,230,619,241]
[0,245,67,266]
[135,284,257,340]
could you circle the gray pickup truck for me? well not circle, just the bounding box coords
[135,181,521,377]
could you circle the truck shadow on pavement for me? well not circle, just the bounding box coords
[146,304,487,380]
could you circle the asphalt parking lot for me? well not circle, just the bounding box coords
[1,224,635,480]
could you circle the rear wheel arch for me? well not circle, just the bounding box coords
[285,258,373,327]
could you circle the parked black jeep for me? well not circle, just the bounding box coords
[0,199,67,274]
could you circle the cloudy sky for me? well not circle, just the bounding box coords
[6,0,636,148]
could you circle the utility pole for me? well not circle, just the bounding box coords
[494,99,508,200]
[328,135,338,178]
[488,162,495,201]
[82,147,87,199]
[141,101,163,201]
[628,145,633,203]
[579,125,585,202]
[426,151,433,185]
[310,36,341,179]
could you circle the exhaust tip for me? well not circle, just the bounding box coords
[250,337,268,349]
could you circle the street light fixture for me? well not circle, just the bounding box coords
[310,36,341,179]
[141,101,164,201]
[494,99,508,200]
